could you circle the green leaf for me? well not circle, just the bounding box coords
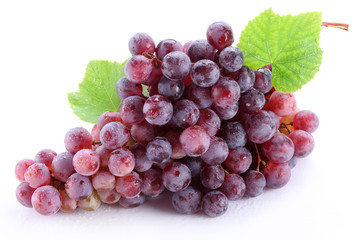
[238,8,323,92]
[68,60,126,123]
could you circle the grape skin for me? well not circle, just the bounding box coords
[212,102,239,120]
[146,137,172,164]
[191,59,220,87]
[211,77,241,108]
[130,120,156,144]
[172,186,202,214]
[156,39,183,60]
[172,99,200,128]
[200,136,229,165]
[108,148,135,177]
[196,108,221,136]
[119,96,145,125]
[124,55,152,84]
[97,111,123,131]
[161,51,191,80]
[157,77,185,102]
[268,91,297,117]
[59,189,77,212]
[162,162,191,192]
[200,165,225,190]
[116,77,143,100]
[91,124,100,142]
[34,149,57,169]
[253,68,272,93]
[165,129,186,159]
[15,159,34,182]
[97,188,121,204]
[218,121,247,149]
[220,174,246,200]
[245,110,277,144]
[64,127,93,154]
[130,143,153,172]
[218,46,244,72]
[128,32,155,56]
[143,95,174,126]
[52,152,75,182]
[244,170,266,197]
[115,171,142,198]
[201,190,229,217]
[207,22,234,50]
[239,88,265,114]
[16,182,35,208]
[179,126,210,157]
[187,84,213,109]
[65,173,93,201]
[100,122,130,150]
[187,39,216,62]
[119,193,146,208]
[224,147,252,174]
[261,161,291,189]
[73,149,100,176]
[139,167,165,197]
[261,133,295,163]
[95,145,112,169]
[31,185,61,215]
[24,163,51,188]
[288,130,315,158]
[92,170,116,190]
[230,66,255,93]
[78,191,101,211]
[293,110,319,133]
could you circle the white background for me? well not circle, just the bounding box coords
[0,0,359,239]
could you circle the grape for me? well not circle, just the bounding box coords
[73,149,100,176]
[162,162,191,192]
[173,99,200,128]
[218,46,244,72]
[172,186,202,214]
[231,109,251,125]
[157,77,185,101]
[65,173,93,201]
[139,167,165,197]
[108,148,135,177]
[182,157,204,178]
[200,165,225,189]
[211,77,241,108]
[116,77,142,100]
[200,136,229,165]
[287,157,298,169]
[265,110,281,129]
[124,55,152,83]
[34,149,57,169]
[179,126,210,157]
[191,59,220,87]
[24,163,51,188]
[100,122,130,150]
[207,22,234,50]
[183,41,193,54]
[97,188,121,204]
[115,171,142,198]
[196,108,221,136]
[201,190,228,217]
[91,124,100,142]
[92,170,116,190]
[97,111,123,131]
[15,159,34,182]
[253,68,272,93]
[268,91,297,117]
[143,63,163,86]
[161,51,191,80]
[95,145,111,169]
[288,130,315,158]
[187,39,216,62]
[16,182,35,208]
[261,161,291,189]
[212,102,239,120]
[186,84,213,109]
[78,191,101,211]
[31,186,61,215]
[130,120,156,144]
[182,72,193,87]
[218,121,247,149]
[130,143,153,172]
[128,32,155,56]
[145,137,172,164]
[221,174,246,200]
[59,189,77,212]
[165,129,186,159]
[156,39,183,60]
[119,193,146,208]
[244,170,266,197]
[230,66,255,93]
[293,110,319,133]
[143,95,173,126]
[64,127,93,154]
[224,147,252,174]
[239,88,265,113]
[119,96,145,125]
[261,133,294,162]
[52,152,75,182]
[245,110,276,144]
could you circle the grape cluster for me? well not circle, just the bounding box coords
[15,22,319,217]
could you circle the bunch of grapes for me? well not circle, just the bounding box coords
[15,22,319,217]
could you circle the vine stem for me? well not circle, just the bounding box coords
[321,22,349,31]
[254,143,262,172]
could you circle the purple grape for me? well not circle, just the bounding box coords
[130,143,153,172]
[173,99,200,128]
[31,186,61,215]
[161,51,191,80]
[261,161,291,189]
[196,108,221,136]
[100,122,130,150]
[218,121,247,149]
[97,188,121,204]
[24,163,51,188]
[268,91,297,117]
[182,157,204,178]
[264,110,281,129]
[116,77,142,100]
[96,111,122,131]
[172,186,202,214]
[183,41,192,54]
[119,96,145,125]
[244,170,266,197]
[16,182,35,208]
[92,170,116,190]
[218,46,244,72]
[128,32,155,56]
[162,162,191,192]
[179,126,210,157]
[95,145,111,169]
[65,173,93,201]
[115,171,142,198]
[239,88,265,113]
[230,66,255,93]
[15,159,34,182]
[146,137,172,164]
[73,149,100,176]
[207,22,234,50]
[200,165,225,189]
[140,167,165,197]
[34,149,57,169]
[156,39,183,60]
[125,55,152,84]
[157,77,184,101]
[64,127,93,154]
[187,39,216,62]
[221,174,246,200]
[143,95,173,126]
[261,133,294,162]
[224,147,252,174]
[186,84,213,109]
[287,157,298,169]
[143,63,163,86]
[288,130,315,158]
[165,129,186,159]
[200,136,229,165]
[191,59,220,87]
[52,152,75,182]
[130,120,156,144]
[119,193,146,208]
[254,68,272,93]
[201,190,228,217]
[293,110,319,133]
[211,77,241,108]
[212,102,239,120]
[245,110,276,144]
[108,148,135,177]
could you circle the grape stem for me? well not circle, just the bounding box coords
[142,52,162,67]
[321,22,349,31]
[279,122,293,134]
[254,143,262,171]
